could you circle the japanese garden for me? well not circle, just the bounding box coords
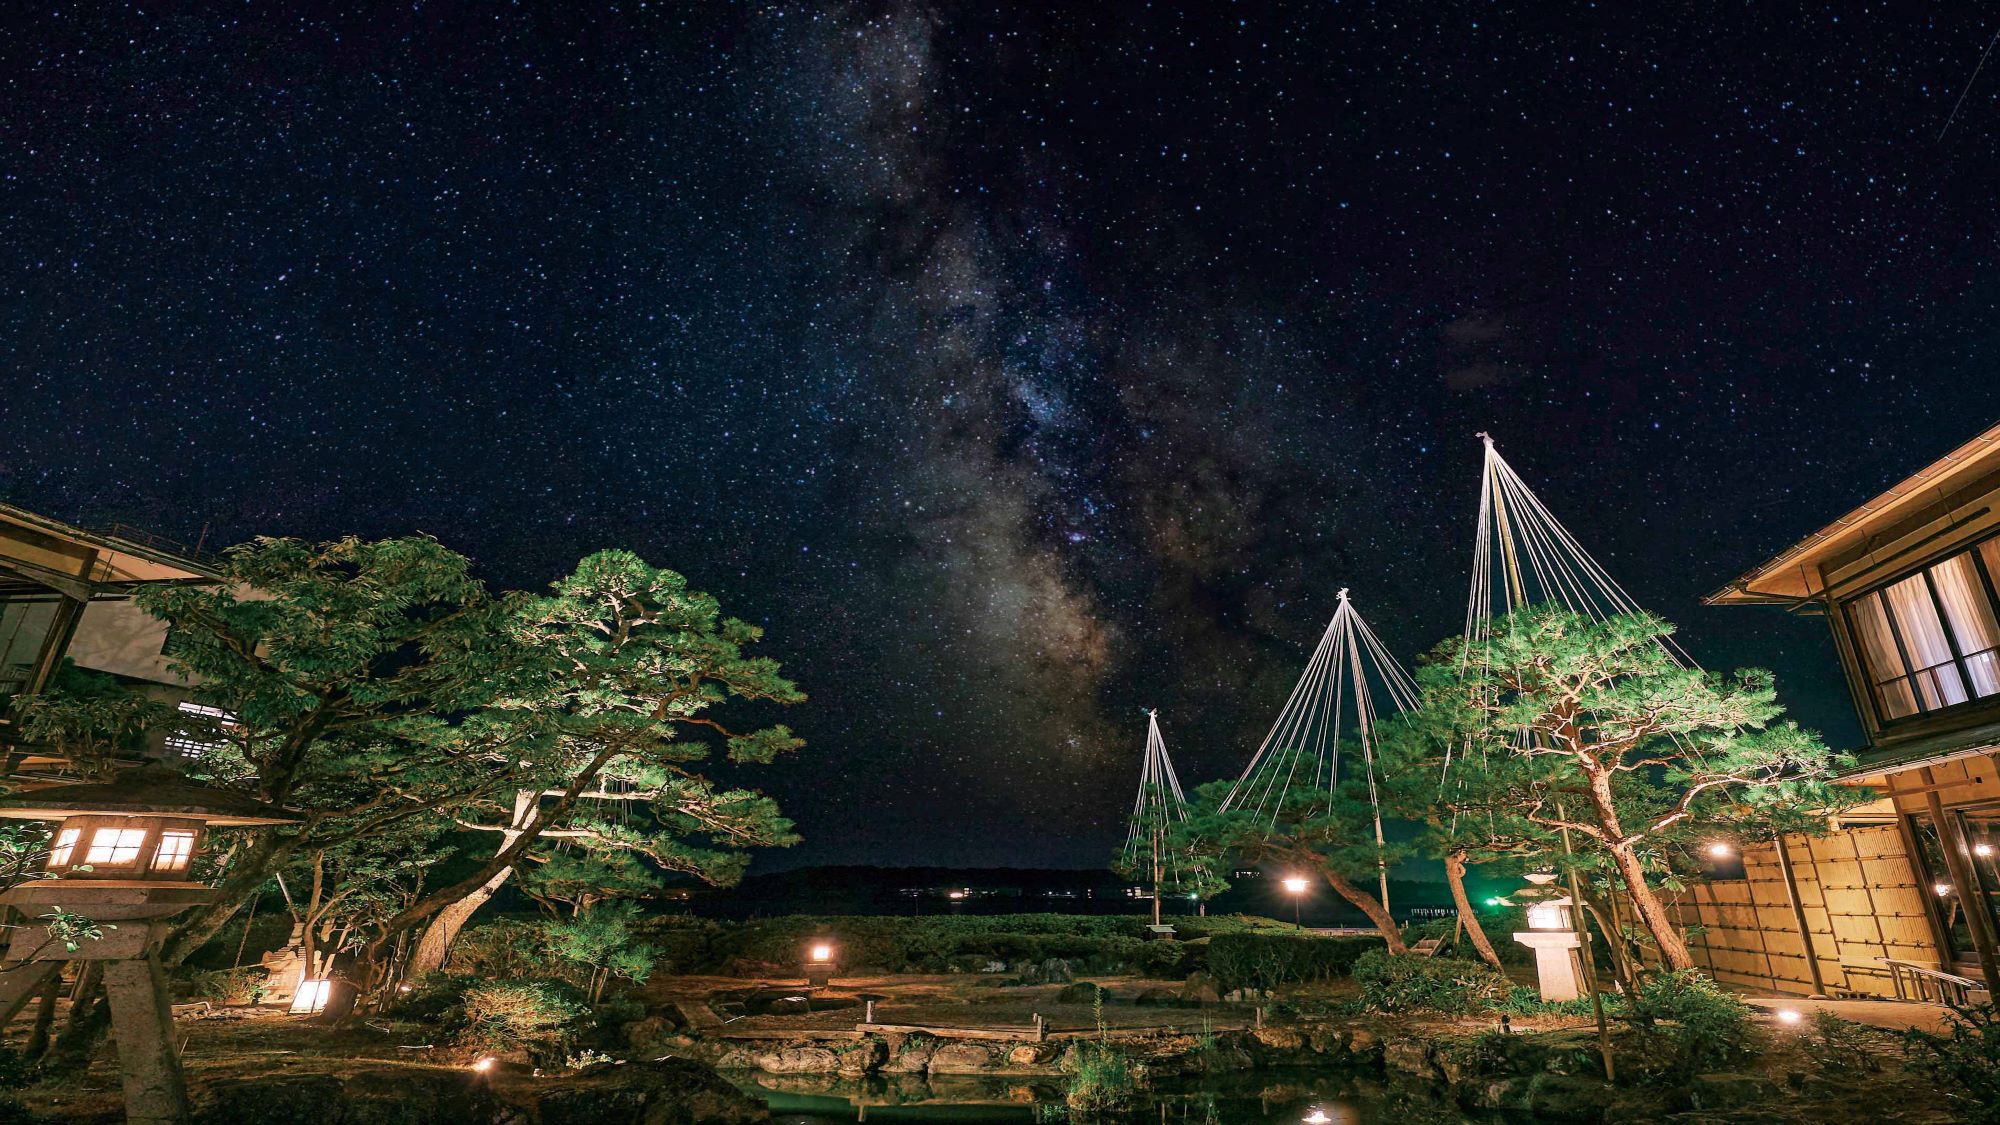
[5,5,2000,1124]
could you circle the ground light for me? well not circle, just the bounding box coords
[1706,842,1734,859]
[1302,1110,1331,1125]
[1775,1009,1803,1026]
[289,979,333,1015]
[472,1057,497,1074]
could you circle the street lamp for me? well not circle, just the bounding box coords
[1282,875,1310,929]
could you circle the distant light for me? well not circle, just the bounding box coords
[472,1057,496,1074]
[397,983,412,993]
[1936,883,1955,897]
[1706,842,1734,859]
[1977,843,1996,859]
[1282,876,1310,895]
[1775,1009,1802,1026]
[1484,897,1504,906]
[290,979,332,1015]
[809,943,833,963]
[947,890,967,900]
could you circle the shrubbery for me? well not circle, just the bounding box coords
[1203,932,1378,994]
[1624,969,1752,1077]
[460,979,591,1047]
[1904,1002,2000,1124]
[1352,950,1509,1015]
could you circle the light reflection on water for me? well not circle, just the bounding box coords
[736,1071,1393,1124]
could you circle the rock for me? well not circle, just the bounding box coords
[1345,1029,1379,1053]
[1687,1072,1780,1112]
[195,1071,507,1125]
[836,1038,887,1077]
[1056,982,1109,1004]
[1038,958,1075,983]
[755,1046,841,1074]
[1381,1039,1436,1079]
[622,1014,684,1055]
[887,1036,938,1074]
[928,1042,999,1073]
[1179,972,1222,1005]
[1518,1074,1615,1120]
[764,995,812,1016]
[1006,1043,1058,1067]
[980,960,1008,973]
[1252,1027,1305,1051]
[1132,987,1179,1007]
[533,1058,770,1125]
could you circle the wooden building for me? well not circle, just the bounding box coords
[1685,421,2000,1002]
[0,504,221,771]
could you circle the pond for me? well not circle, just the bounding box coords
[735,1069,1523,1124]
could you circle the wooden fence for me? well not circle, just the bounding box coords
[1668,825,1938,998]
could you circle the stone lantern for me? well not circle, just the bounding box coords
[1510,871,1583,1002]
[803,939,837,987]
[0,766,295,1125]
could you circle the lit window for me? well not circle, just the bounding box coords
[152,831,195,872]
[163,701,232,760]
[47,828,79,867]
[84,828,147,866]
[1846,538,2000,721]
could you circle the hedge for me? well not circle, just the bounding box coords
[1203,932,1381,994]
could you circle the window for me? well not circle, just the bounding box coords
[162,701,231,760]
[47,828,78,867]
[84,827,147,866]
[1845,538,2000,721]
[151,831,195,872]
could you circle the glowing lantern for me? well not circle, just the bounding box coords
[290,978,333,1015]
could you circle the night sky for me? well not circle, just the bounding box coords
[4,4,1999,869]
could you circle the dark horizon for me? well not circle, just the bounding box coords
[4,3,1997,868]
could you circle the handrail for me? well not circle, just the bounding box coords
[1878,958,1988,1005]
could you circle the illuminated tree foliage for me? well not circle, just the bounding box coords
[1395,605,1853,970]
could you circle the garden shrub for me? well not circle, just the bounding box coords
[1623,969,1752,1077]
[1903,1002,2000,1124]
[1802,1010,1881,1077]
[1352,950,1508,1014]
[185,967,270,1007]
[1063,1040,1137,1113]
[460,979,590,1051]
[446,919,561,982]
[385,973,476,1025]
[1205,932,1379,994]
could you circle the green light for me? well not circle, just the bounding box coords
[1484,897,1503,906]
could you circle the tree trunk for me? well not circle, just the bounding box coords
[44,969,106,1073]
[406,863,518,977]
[1608,843,1693,970]
[361,759,615,978]
[1318,864,1407,953]
[380,790,543,979]
[1444,851,1504,971]
[1576,887,1635,992]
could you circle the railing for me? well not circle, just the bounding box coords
[1878,958,1990,1006]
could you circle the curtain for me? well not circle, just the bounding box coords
[1849,594,1918,719]
[1931,553,2000,698]
[1885,573,1969,709]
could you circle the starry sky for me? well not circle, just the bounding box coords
[4,3,2000,869]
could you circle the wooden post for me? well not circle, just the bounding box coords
[1887,780,1958,967]
[1771,831,1828,997]
[1921,768,2000,997]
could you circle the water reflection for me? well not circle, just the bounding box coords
[738,1070,1392,1124]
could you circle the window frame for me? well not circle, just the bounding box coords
[1842,533,2000,726]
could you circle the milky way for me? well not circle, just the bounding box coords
[3,4,1999,866]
